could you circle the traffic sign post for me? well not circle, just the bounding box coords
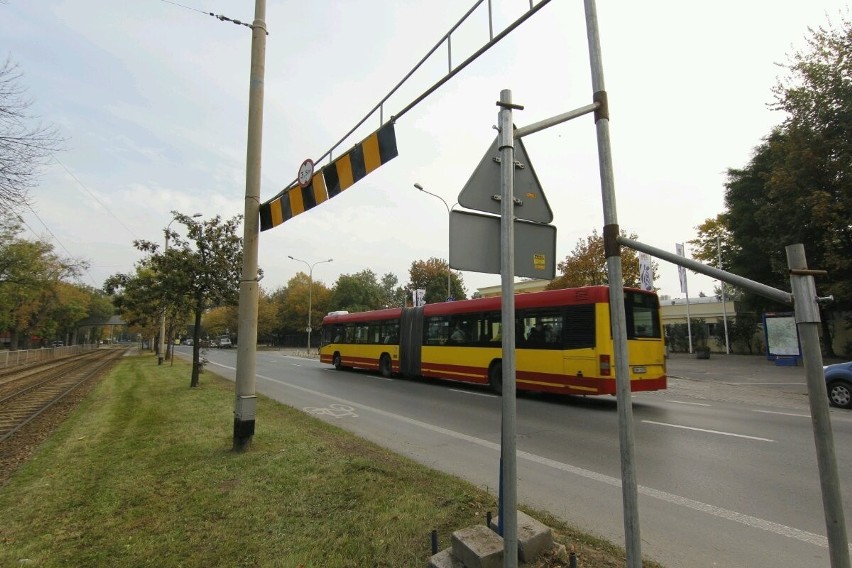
[496,89,520,568]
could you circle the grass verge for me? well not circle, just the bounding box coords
[0,355,662,567]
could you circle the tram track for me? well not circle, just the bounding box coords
[0,348,126,459]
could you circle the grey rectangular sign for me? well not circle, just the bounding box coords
[449,210,556,279]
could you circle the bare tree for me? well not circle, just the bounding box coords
[0,57,64,213]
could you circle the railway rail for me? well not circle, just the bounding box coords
[0,348,125,443]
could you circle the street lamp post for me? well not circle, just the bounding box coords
[158,213,202,365]
[288,256,333,353]
[414,182,453,301]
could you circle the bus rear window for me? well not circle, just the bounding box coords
[625,292,661,339]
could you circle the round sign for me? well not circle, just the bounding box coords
[297,159,314,188]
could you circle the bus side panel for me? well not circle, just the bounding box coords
[420,345,493,385]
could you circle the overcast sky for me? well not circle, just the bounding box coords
[3,0,848,301]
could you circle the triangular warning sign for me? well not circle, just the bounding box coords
[457,136,552,223]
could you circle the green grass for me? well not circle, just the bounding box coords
[0,355,663,567]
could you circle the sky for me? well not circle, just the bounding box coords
[2,0,849,302]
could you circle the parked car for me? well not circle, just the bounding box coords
[824,361,852,409]
[52,341,64,347]
[217,336,232,349]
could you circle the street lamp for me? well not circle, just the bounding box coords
[158,212,202,365]
[288,255,333,354]
[414,182,453,301]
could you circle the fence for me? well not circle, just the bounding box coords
[0,343,99,369]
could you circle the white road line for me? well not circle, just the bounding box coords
[666,400,712,407]
[643,420,775,442]
[249,372,841,551]
[753,409,811,418]
[450,388,496,398]
[727,382,805,385]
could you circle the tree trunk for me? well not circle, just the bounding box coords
[190,307,203,387]
[820,309,836,358]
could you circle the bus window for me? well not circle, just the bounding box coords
[519,310,563,349]
[625,292,661,339]
[424,316,450,345]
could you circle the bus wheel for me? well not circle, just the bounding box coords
[379,355,392,378]
[489,362,503,395]
[333,353,343,370]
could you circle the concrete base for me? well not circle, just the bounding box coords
[428,548,466,568]
[427,510,555,567]
[489,510,554,563]
[452,524,503,568]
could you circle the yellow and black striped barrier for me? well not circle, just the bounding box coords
[260,122,398,231]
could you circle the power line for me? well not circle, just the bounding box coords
[158,0,265,33]
[21,205,99,287]
[53,157,138,241]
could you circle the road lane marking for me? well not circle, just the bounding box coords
[728,382,805,385]
[643,420,775,442]
[753,409,811,418]
[450,389,496,398]
[245,371,845,551]
[665,400,712,407]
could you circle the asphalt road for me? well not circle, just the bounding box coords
[179,347,852,568]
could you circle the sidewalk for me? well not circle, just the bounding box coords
[662,352,826,410]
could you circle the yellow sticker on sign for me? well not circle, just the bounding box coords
[533,254,546,270]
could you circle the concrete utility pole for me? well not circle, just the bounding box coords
[233,0,266,452]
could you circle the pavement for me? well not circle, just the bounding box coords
[662,351,849,411]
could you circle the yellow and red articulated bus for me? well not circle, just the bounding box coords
[318,286,666,396]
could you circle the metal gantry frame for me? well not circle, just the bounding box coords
[232,0,850,566]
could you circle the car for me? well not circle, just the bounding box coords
[217,336,232,349]
[824,361,852,409]
[52,341,64,347]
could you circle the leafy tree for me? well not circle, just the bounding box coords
[699,17,852,355]
[130,212,245,387]
[0,57,64,213]
[278,272,333,340]
[380,272,407,308]
[256,289,278,345]
[330,269,386,313]
[104,267,161,342]
[547,228,655,290]
[405,257,466,304]
[0,214,85,348]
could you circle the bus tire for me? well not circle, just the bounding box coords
[333,353,343,370]
[379,354,392,378]
[489,361,503,395]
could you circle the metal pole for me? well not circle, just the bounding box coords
[497,88,519,568]
[786,244,850,568]
[583,2,642,566]
[157,226,170,366]
[308,266,313,352]
[233,0,266,452]
[718,236,730,354]
[288,256,333,353]
[414,183,452,300]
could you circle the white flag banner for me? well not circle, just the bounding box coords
[638,252,653,291]
[675,243,688,294]
[414,288,426,307]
